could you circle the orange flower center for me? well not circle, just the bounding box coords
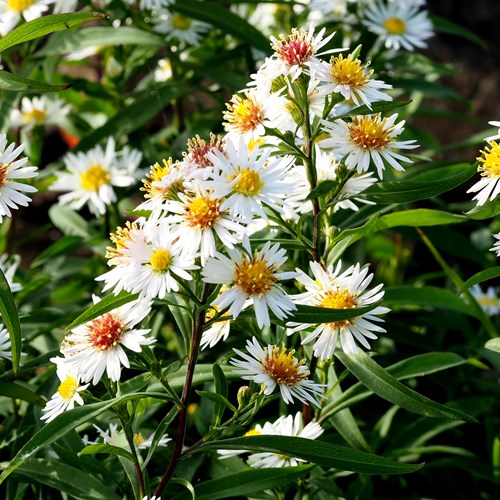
[186,195,222,228]
[225,94,264,135]
[262,345,309,386]
[88,313,124,350]
[234,255,276,296]
[349,115,392,150]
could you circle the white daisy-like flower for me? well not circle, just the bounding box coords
[231,337,323,406]
[320,113,418,179]
[0,0,53,36]
[0,133,38,223]
[468,284,500,316]
[310,53,392,108]
[202,239,296,329]
[41,358,88,423]
[491,233,500,257]
[267,24,339,81]
[61,296,154,385]
[50,137,142,217]
[467,141,500,206]
[205,137,296,220]
[152,8,210,46]
[0,326,13,361]
[90,423,171,450]
[485,121,500,142]
[200,294,236,350]
[136,0,173,10]
[362,0,433,52]
[288,261,390,358]
[223,88,289,142]
[167,184,247,265]
[0,253,22,292]
[98,219,198,300]
[247,412,324,468]
[154,58,173,82]
[10,96,71,130]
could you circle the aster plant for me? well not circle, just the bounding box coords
[1,2,500,500]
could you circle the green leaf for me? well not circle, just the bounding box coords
[384,286,475,316]
[430,14,487,48]
[65,290,140,331]
[358,164,477,204]
[37,26,164,55]
[0,267,22,376]
[196,390,237,413]
[289,302,382,324]
[48,204,90,238]
[333,99,411,120]
[0,12,105,53]
[0,70,70,93]
[213,363,229,426]
[464,197,500,220]
[31,236,84,267]
[460,267,500,294]
[170,1,271,54]
[197,436,423,475]
[386,77,461,101]
[306,180,338,201]
[0,392,173,484]
[321,352,466,422]
[485,338,500,354]
[335,350,476,422]
[78,443,136,463]
[13,458,120,500]
[171,466,315,500]
[0,382,46,406]
[75,82,186,152]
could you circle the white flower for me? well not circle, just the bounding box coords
[247,412,324,468]
[0,326,12,361]
[231,337,323,406]
[0,253,22,292]
[288,261,390,358]
[320,113,418,179]
[136,0,173,10]
[0,134,38,223]
[362,0,433,52]
[154,58,173,82]
[485,121,500,142]
[97,219,198,300]
[152,8,210,46]
[51,0,78,13]
[202,239,296,328]
[61,296,154,385]
[50,137,142,217]
[467,141,500,206]
[491,233,500,257]
[205,137,296,220]
[10,96,71,130]
[310,53,392,108]
[0,0,53,36]
[200,296,235,350]
[469,284,500,316]
[90,423,171,450]
[41,358,88,423]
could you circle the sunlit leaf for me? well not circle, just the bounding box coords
[0,70,70,93]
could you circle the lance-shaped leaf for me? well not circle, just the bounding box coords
[459,267,500,294]
[0,70,70,93]
[333,99,411,121]
[65,290,139,331]
[464,196,500,220]
[0,12,105,53]
[0,381,46,406]
[171,466,315,500]
[0,268,22,376]
[196,435,423,475]
[289,302,382,324]
[0,392,174,484]
[335,350,476,422]
[78,444,136,464]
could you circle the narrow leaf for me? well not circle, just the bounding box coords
[460,267,500,294]
[485,338,500,354]
[198,436,423,475]
[78,443,136,463]
[334,99,411,121]
[0,381,46,406]
[0,12,105,53]
[196,390,237,413]
[0,268,22,376]
[0,70,70,93]
[65,290,139,331]
[464,197,500,220]
[48,204,90,238]
[335,350,476,422]
[213,363,229,425]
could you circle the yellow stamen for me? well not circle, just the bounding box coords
[0,163,9,189]
[133,433,145,445]
[57,376,78,401]
[186,196,222,229]
[383,17,406,35]
[22,109,47,125]
[141,158,177,199]
[225,94,264,135]
[234,255,276,296]
[318,289,358,329]
[477,141,500,178]
[262,345,309,386]
[150,248,172,273]
[171,13,192,30]
[7,0,34,12]
[330,54,371,88]
[244,429,262,437]
[349,115,392,150]
[80,164,110,191]
[229,168,264,196]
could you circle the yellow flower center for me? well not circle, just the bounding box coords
[149,248,172,273]
[7,0,34,12]
[161,60,172,72]
[186,196,222,229]
[244,429,262,437]
[22,109,47,125]
[234,255,276,296]
[133,433,145,445]
[330,54,371,88]
[141,158,176,199]
[318,289,358,329]
[88,313,124,350]
[478,141,500,178]
[0,163,10,189]
[478,296,500,308]
[80,164,110,191]
[383,17,406,35]
[57,376,78,401]
[229,168,264,196]
[106,221,140,260]
[171,13,192,30]
[349,115,392,150]
[262,345,309,386]
[225,94,264,135]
